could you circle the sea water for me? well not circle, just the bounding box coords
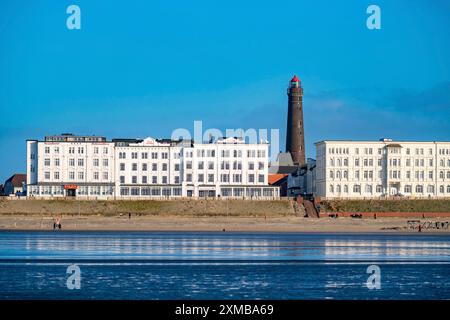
[0,231,449,299]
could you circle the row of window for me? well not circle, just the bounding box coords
[117,186,276,197]
[187,161,265,171]
[438,149,450,155]
[329,170,450,181]
[118,151,170,159]
[120,187,182,196]
[329,157,450,168]
[329,184,450,194]
[120,175,174,184]
[119,174,266,184]
[44,146,110,155]
[117,150,267,159]
[329,170,380,180]
[120,163,171,172]
[329,146,450,156]
[118,161,266,172]
[44,171,109,181]
[29,185,114,196]
[44,158,110,167]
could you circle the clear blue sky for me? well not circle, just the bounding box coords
[0,0,449,182]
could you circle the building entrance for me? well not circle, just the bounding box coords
[64,185,78,197]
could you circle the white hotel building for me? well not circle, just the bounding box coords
[26,134,279,199]
[315,139,450,199]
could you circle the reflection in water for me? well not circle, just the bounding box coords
[0,232,450,299]
[324,240,450,260]
[1,232,450,261]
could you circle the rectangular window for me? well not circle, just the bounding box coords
[120,176,125,184]
[221,161,230,170]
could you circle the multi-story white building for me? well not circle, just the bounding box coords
[315,139,450,199]
[26,134,279,199]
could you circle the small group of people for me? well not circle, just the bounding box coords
[53,216,62,230]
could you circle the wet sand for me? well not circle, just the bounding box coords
[1,215,449,233]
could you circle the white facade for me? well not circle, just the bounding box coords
[27,134,279,199]
[315,139,450,199]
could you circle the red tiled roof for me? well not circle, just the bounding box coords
[268,174,288,185]
[5,174,26,187]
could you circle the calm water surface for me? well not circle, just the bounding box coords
[0,231,449,299]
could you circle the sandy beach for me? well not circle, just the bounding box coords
[1,214,449,233]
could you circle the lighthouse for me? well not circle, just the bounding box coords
[285,75,306,165]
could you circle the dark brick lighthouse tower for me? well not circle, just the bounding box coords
[286,75,306,165]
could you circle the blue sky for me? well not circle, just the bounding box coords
[0,0,449,182]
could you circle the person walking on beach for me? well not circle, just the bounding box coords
[54,216,62,230]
